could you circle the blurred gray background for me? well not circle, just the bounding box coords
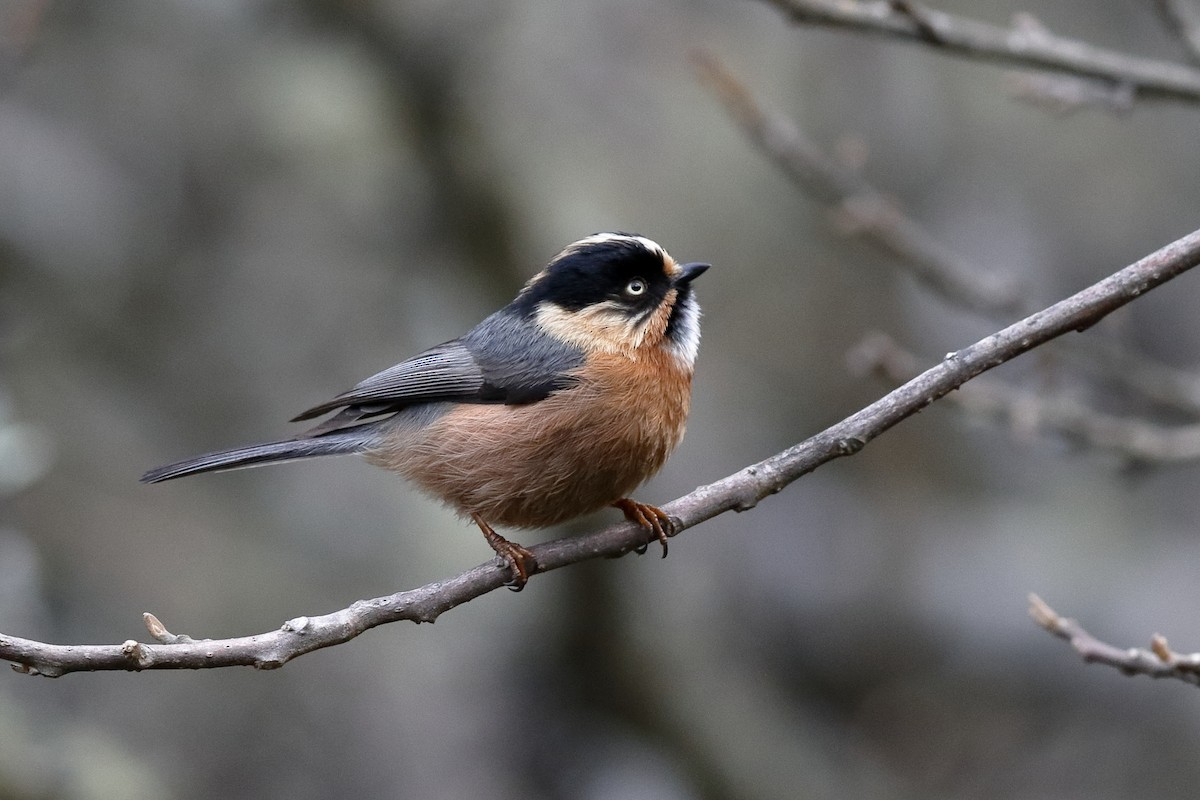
[4,0,1200,798]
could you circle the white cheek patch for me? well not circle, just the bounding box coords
[666,296,702,368]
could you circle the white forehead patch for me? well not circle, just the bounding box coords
[562,232,668,262]
[574,232,664,253]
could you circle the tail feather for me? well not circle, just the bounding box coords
[141,429,373,484]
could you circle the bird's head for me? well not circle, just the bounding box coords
[515,232,708,366]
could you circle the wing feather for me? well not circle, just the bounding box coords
[291,342,482,421]
[290,309,586,427]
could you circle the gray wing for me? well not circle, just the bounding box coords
[290,341,483,424]
[291,309,585,432]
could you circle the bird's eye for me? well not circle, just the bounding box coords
[625,278,647,296]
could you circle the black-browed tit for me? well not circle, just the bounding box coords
[143,233,709,589]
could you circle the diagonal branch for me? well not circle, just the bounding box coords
[4,227,1200,677]
[697,51,1200,419]
[765,0,1200,105]
[1029,594,1200,685]
[852,332,1200,464]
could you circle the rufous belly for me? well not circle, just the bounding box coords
[366,349,692,528]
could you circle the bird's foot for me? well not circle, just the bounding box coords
[472,513,537,591]
[612,498,674,558]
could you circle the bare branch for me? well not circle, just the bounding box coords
[1029,594,1200,685]
[764,0,1200,105]
[696,51,1200,418]
[692,51,1023,316]
[4,228,1200,677]
[1155,0,1200,65]
[1001,13,1134,116]
[852,332,1200,463]
[1006,72,1136,115]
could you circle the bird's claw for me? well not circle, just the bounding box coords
[612,498,674,558]
[472,513,538,591]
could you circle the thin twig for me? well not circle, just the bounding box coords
[696,47,1200,416]
[1029,594,1200,684]
[764,0,1200,105]
[1005,72,1136,115]
[2,229,1199,676]
[852,332,1200,463]
[692,51,1023,316]
[1155,0,1200,65]
[1001,13,1135,115]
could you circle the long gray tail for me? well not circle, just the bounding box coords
[140,428,375,484]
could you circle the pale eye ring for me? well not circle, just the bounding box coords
[625,278,647,296]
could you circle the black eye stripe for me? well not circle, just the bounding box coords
[516,239,670,314]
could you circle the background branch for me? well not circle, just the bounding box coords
[5,226,1200,677]
[692,51,1023,316]
[1068,336,1200,417]
[766,0,1200,104]
[1155,0,1200,65]
[700,46,1200,442]
[852,332,1200,464]
[1005,71,1137,115]
[1029,594,1200,685]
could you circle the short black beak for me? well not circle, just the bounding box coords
[676,262,710,285]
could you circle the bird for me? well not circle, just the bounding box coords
[142,232,709,589]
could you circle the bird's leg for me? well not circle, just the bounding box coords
[612,499,675,558]
[471,513,537,591]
